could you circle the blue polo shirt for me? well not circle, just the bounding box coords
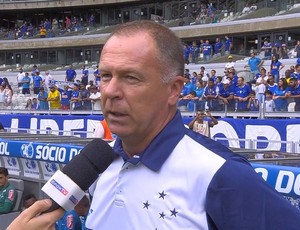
[225,38,231,51]
[267,84,278,95]
[60,89,72,106]
[181,82,195,96]
[37,91,49,110]
[202,44,212,56]
[195,87,204,98]
[262,43,272,57]
[66,69,77,81]
[22,76,31,89]
[287,84,300,105]
[71,90,82,108]
[214,42,223,54]
[270,61,282,76]
[184,46,190,60]
[82,69,89,79]
[248,57,261,72]
[234,84,251,110]
[203,85,220,110]
[94,69,101,82]
[33,75,43,88]
[86,111,300,229]
[273,88,288,111]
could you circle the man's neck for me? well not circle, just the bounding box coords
[121,111,177,158]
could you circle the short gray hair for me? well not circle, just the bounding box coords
[106,20,184,83]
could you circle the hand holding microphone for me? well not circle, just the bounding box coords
[8,138,115,229]
[42,138,115,212]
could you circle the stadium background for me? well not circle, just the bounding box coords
[0,0,300,66]
[1,1,300,228]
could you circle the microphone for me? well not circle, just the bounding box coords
[41,138,115,212]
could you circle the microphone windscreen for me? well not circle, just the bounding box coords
[62,138,115,191]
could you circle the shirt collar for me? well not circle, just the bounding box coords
[113,110,186,171]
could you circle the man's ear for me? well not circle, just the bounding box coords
[168,76,184,106]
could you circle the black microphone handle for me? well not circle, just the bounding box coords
[41,198,61,214]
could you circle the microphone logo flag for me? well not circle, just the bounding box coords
[50,179,69,196]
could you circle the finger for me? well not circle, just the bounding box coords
[21,199,53,220]
[8,207,64,230]
[31,207,64,226]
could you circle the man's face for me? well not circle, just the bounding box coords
[208,80,214,88]
[0,174,8,187]
[268,75,274,83]
[289,80,296,88]
[99,33,181,141]
[237,78,243,86]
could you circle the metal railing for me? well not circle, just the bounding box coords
[214,137,300,153]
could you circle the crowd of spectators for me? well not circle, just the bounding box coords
[184,36,232,64]
[0,64,102,111]
[1,55,300,114]
[1,14,96,40]
[179,53,300,113]
[189,2,222,25]
[1,38,300,114]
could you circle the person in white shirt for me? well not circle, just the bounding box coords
[255,68,268,105]
[89,86,101,111]
[225,55,235,70]
[188,110,218,138]
[17,68,25,92]
[264,90,275,112]
[44,71,54,92]
[0,84,5,109]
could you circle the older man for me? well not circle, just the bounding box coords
[8,20,300,230]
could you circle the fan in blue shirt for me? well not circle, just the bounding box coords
[81,66,89,86]
[245,52,263,80]
[65,66,77,82]
[287,78,300,111]
[37,87,49,110]
[32,72,43,94]
[234,76,251,111]
[224,36,231,55]
[270,56,285,83]
[202,40,212,61]
[21,73,31,94]
[214,38,223,56]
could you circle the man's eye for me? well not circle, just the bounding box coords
[101,74,112,81]
[124,75,140,83]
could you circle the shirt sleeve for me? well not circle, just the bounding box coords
[206,157,300,229]
[0,188,17,213]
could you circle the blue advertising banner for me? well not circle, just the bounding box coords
[252,163,300,209]
[0,139,82,164]
[0,114,104,138]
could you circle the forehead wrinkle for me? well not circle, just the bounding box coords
[100,33,158,69]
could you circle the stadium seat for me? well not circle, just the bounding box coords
[0,178,24,230]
